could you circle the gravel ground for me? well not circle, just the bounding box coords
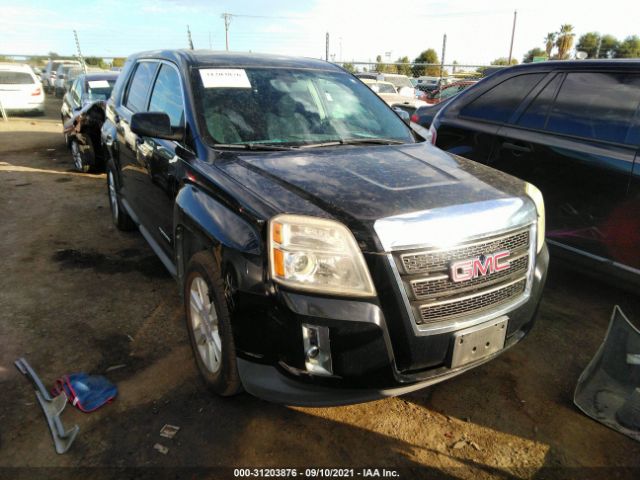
[0,98,639,479]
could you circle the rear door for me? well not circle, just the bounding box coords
[435,72,545,163]
[491,71,640,265]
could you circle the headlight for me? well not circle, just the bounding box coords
[269,214,376,297]
[525,182,545,253]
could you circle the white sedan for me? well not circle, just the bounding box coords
[0,63,45,115]
[361,79,427,114]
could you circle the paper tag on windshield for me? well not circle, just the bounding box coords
[199,69,251,88]
[88,80,110,89]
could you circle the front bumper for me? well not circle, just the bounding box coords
[237,245,549,406]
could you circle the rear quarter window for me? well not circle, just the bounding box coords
[460,73,545,123]
[545,72,640,146]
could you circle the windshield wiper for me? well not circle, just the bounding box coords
[339,138,405,145]
[297,138,406,149]
[213,143,296,151]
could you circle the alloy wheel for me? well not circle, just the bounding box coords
[189,275,222,373]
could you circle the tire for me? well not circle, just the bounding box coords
[70,137,91,173]
[184,251,242,397]
[106,159,136,231]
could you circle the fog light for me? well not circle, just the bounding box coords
[302,324,332,376]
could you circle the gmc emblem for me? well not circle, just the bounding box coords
[450,251,511,283]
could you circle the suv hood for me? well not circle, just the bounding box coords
[214,143,530,251]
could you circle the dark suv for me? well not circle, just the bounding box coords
[431,60,640,287]
[101,50,548,406]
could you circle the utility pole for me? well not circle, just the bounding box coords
[596,36,603,58]
[508,10,517,64]
[73,30,87,74]
[187,25,194,50]
[325,32,329,61]
[221,13,232,51]
[440,34,447,79]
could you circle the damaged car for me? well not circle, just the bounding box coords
[102,50,548,406]
[61,72,118,172]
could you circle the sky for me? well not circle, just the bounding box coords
[1,0,638,66]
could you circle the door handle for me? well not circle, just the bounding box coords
[502,142,532,153]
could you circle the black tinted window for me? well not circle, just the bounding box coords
[546,72,640,145]
[149,65,184,127]
[461,73,545,123]
[516,74,562,129]
[125,62,157,112]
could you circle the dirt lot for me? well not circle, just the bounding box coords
[1,98,639,479]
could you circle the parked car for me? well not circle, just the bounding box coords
[42,59,81,94]
[61,66,84,95]
[361,78,427,115]
[0,63,45,115]
[426,80,477,105]
[102,49,548,406]
[54,64,82,97]
[61,72,118,172]
[431,60,640,288]
[416,76,440,88]
[355,72,416,98]
[410,96,455,129]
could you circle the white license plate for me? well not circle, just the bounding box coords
[450,317,508,368]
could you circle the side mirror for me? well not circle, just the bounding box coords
[130,112,183,141]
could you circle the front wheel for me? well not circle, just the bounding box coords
[184,251,242,397]
[106,159,136,231]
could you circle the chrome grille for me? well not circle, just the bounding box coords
[411,255,528,299]
[418,279,527,325]
[393,226,533,330]
[401,230,530,274]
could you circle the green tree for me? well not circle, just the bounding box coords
[48,51,60,59]
[490,57,518,65]
[85,56,110,69]
[544,33,556,58]
[341,62,355,73]
[375,55,395,73]
[600,35,620,58]
[412,49,439,77]
[112,57,126,68]
[576,32,600,58]
[615,35,640,58]
[555,24,575,59]
[522,47,546,63]
[395,56,412,76]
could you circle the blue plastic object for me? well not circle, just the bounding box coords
[53,373,117,413]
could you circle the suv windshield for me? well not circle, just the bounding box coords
[194,67,414,147]
[86,79,116,101]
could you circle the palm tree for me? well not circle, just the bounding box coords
[555,25,576,59]
[545,33,556,58]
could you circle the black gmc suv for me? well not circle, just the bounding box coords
[101,50,548,406]
[430,60,640,288]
